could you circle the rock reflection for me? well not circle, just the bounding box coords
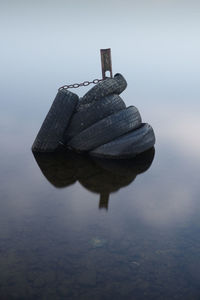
[33,148,155,210]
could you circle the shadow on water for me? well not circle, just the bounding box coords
[33,148,155,210]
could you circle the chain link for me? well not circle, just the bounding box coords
[59,78,103,91]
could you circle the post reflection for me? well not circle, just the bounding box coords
[33,148,155,210]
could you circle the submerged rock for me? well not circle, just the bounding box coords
[90,238,107,248]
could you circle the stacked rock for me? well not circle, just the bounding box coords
[32,74,155,159]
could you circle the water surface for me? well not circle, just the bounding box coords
[1,90,200,299]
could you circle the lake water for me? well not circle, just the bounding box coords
[1,82,200,299]
[1,1,200,299]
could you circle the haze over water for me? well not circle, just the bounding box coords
[1,1,200,299]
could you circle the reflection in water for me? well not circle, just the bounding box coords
[33,148,155,210]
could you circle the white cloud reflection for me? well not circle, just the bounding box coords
[154,109,200,160]
[131,179,196,228]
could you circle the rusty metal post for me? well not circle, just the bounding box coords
[100,48,113,79]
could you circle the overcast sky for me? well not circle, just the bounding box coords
[1,0,199,94]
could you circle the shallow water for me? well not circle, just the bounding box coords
[1,89,200,299]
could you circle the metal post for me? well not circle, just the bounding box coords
[100,48,113,79]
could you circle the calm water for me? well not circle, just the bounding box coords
[1,85,200,300]
[1,2,200,299]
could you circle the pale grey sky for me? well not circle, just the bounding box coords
[1,1,199,118]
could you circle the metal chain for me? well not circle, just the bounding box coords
[59,78,103,91]
[59,48,112,91]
